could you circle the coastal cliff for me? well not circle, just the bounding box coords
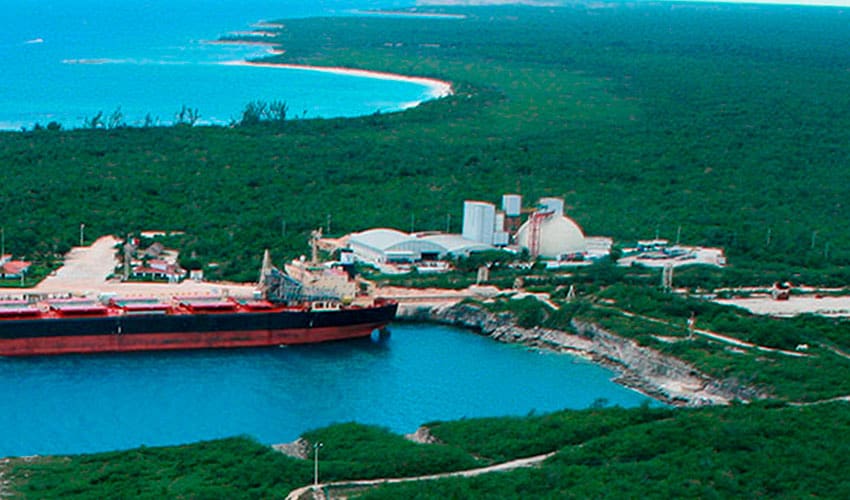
[397,302,762,407]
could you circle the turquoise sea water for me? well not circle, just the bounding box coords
[0,323,651,457]
[0,1,436,129]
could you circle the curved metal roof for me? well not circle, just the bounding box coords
[417,234,493,255]
[350,230,493,257]
[349,228,411,252]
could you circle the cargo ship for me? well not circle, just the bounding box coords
[0,249,397,357]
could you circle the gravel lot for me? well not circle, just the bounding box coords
[0,236,256,299]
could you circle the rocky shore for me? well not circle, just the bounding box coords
[397,302,762,407]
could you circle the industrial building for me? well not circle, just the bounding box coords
[348,229,493,264]
[514,197,588,259]
[344,193,606,269]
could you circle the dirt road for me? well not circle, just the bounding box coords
[0,236,256,299]
[716,295,850,317]
[285,451,557,500]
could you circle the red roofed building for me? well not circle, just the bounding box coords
[131,260,186,283]
[1,260,31,279]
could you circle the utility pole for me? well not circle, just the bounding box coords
[313,442,324,488]
[410,213,415,233]
[80,223,85,246]
[1,227,4,258]
[811,230,818,250]
[326,213,332,234]
[446,213,451,233]
[661,264,674,292]
[765,227,772,247]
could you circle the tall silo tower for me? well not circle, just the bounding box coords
[462,201,496,245]
[501,194,522,234]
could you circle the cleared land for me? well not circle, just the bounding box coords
[0,236,256,299]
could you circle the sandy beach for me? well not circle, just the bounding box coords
[207,29,454,103]
[222,60,453,101]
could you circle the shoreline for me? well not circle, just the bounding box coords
[221,60,454,101]
[397,302,763,407]
[352,9,467,19]
[207,35,453,102]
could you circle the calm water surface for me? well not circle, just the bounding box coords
[0,323,651,457]
[0,0,437,129]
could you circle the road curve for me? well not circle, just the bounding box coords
[285,451,557,500]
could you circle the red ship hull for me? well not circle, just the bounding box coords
[0,322,390,356]
[0,299,398,357]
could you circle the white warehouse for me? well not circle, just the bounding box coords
[348,229,493,264]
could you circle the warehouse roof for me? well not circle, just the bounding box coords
[417,234,493,255]
[349,229,493,258]
[349,228,411,251]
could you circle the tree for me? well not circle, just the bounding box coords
[175,105,200,126]
[84,111,104,129]
[240,101,268,126]
[107,106,125,129]
[268,100,289,122]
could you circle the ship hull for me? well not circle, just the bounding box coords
[0,303,397,357]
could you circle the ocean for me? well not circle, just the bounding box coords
[0,323,651,457]
[0,0,435,130]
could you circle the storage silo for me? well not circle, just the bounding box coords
[501,194,522,216]
[502,194,522,234]
[539,197,565,217]
[516,213,587,259]
[462,201,496,245]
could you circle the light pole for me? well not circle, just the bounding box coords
[313,442,324,488]
[80,223,85,246]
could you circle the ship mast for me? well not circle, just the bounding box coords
[310,228,322,265]
[259,249,273,287]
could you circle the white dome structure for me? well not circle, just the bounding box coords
[517,214,587,259]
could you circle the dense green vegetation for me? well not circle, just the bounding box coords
[360,402,850,499]
[8,402,850,498]
[2,3,850,284]
[4,3,850,497]
[5,424,480,498]
[7,437,308,498]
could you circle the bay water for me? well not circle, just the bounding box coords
[0,0,436,130]
[0,323,651,457]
